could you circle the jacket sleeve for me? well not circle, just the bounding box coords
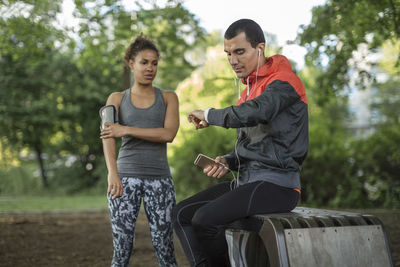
[207,80,301,128]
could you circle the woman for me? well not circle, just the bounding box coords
[100,35,179,267]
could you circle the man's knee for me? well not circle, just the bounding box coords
[191,207,210,228]
[171,200,186,226]
[171,204,179,226]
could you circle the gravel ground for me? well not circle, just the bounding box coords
[0,209,398,266]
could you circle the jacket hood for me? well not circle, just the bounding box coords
[237,54,307,105]
[241,55,293,85]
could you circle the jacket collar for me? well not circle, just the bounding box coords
[241,57,272,85]
[240,55,294,84]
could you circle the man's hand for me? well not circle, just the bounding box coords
[107,173,123,199]
[204,156,229,179]
[100,122,126,139]
[188,110,209,130]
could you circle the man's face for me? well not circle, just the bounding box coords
[224,32,259,78]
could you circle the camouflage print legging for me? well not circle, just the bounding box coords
[108,177,177,267]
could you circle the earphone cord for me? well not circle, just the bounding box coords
[232,76,242,189]
[254,48,261,91]
[228,128,241,190]
[244,48,261,102]
[233,128,241,189]
[231,49,261,190]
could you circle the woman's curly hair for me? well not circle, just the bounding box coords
[124,33,160,65]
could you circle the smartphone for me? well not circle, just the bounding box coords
[194,154,228,170]
[99,105,117,130]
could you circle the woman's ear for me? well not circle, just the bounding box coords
[128,59,134,70]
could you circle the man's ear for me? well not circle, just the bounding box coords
[257,43,265,55]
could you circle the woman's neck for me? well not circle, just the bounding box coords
[131,82,154,95]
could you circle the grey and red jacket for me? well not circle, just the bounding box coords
[207,55,308,189]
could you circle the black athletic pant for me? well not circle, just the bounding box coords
[172,180,299,267]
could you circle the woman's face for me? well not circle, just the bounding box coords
[129,49,158,85]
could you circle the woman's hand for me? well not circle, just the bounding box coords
[100,123,126,139]
[107,173,123,199]
[203,156,229,179]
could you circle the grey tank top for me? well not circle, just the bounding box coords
[117,88,171,178]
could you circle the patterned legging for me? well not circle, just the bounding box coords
[108,177,177,267]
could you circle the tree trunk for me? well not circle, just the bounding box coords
[123,65,131,89]
[34,143,48,188]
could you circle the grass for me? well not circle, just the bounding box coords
[0,195,108,212]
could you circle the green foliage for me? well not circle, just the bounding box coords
[0,162,42,195]
[0,1,78,186]
[298,0,400,104]
[295,0,400,209]
[298,59,400,208]
[0,0,205,193]
[171,127,236,201]
[170,46,238,200]
[74,0,205,91]
[1,0,399,210]
[349,123,400,208]
[0,195,107,211]
[298,66,355,207]
[370,40,400,124]
[62,0,206,194]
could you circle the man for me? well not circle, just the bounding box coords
[172,19,308,267]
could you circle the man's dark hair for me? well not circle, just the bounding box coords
[224,19,265,48]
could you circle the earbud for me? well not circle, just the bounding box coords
[258,48,261,56]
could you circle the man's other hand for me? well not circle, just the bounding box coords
[204,156,229,179]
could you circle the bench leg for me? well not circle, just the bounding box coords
[225,229,269,267]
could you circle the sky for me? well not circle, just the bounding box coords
[182,0,326,68]
[183,0,326,68]
[59,0,326,69]
[184,0,324,45]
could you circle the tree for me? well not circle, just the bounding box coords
[170,45,237,199]
[296,66,358,207]
[298,0,400,104]
[297,0,400,207]
[349,124,400,208]
[0,0,207,192]
[73,0,205,91]
[370,40,400,124]
[347,39,400,208]
[0,1,78,187]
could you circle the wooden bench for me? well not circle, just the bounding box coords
[225,207,393,267]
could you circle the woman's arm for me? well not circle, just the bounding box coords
[101,90,180,143]
[102,92,123,199]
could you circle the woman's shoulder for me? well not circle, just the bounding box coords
[159,89,178,106]
[159,89,178,99]
[106,90,126,106]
